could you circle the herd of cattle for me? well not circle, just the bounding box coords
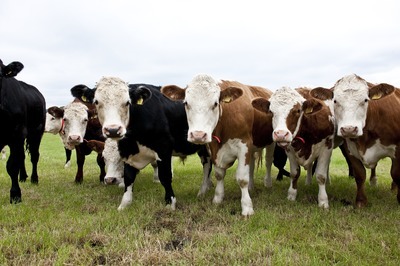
[1,59,399,216]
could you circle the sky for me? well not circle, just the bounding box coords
[1,0,400,107]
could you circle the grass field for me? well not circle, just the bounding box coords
[1,134,400,265]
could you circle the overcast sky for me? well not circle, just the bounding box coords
[1,0,399,107]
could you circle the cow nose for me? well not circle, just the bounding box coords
[68,135,81,143]
[190,131,207,144]
[340,126,358,138]
[273,130,290,142]
[104,177,117,185]
[104,126,122,138]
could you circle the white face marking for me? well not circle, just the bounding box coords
[184,74,221,144]
[62,102,89,150]
[94,77,131,138]
[45,112,62,134]
[269,87,305,145]
[102,139,124,185]
[332,74,369,138]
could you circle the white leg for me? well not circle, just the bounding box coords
[197,158,213,197]
[305,164,313,185]
[264,143,274,188]
[236,162,254,216]
[117,184,133,211]
[212,167,226,204]
[315,150,332,208]
[151,160,160,183]
[287,153,299,201]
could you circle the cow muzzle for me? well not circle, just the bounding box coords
[104,176,123,185]
[189,131,209,144]
[339,126,359,138]
[103,125,124,139]
[67,135,82,146]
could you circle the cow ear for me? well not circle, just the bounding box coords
[220,87,243,103]
[3,61,24,77]
[71,85,95,103]
[310,87,333,101]
[302,99,323,115]
[252,97,271,113]
[130,86,152,106]
[161,85,186,101]
[87,109,98,120]
[47,106,64,118]
[369,83,395,100]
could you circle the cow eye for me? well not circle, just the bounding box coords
[94,100,99,105]
[183,101,190,110]
[125,101,130,106]
[212,102,218,109]
[333,100,337,104]
[364,99,368,103]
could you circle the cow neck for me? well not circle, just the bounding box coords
[212,103,223,144]
[292,111,305,144]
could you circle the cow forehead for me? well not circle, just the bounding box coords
[95,77,130,102]
[186,74,220,102]
[64,102,88,118]
[333,74,369,101]
[103,139,120,162]
[270,87,304,114]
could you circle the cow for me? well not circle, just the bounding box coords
[49,98,106,183]
[70,78,213,211]
[310,74,400,207]
[252,87,335,208]
[86,138,160,186]
[45,106,72,168]
[161,74,276,216]
[0,59,46,203]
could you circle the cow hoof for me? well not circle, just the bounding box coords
[264,179,273,188]
[369,177,377,186]
[241,208,254,216]
[117,205,125,211]
[166,197,177,210]
[212,196,223,205]
[64,161,71,168]
[355,200,367,208]
[287,188,297,201]
[318,202,329,209]
[10,195,22,204]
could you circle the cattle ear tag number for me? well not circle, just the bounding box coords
[305,107,313,114]
[222,96,232,103]
[371,93,382,100]
[137,97,144,105]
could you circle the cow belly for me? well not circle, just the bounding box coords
[290,139,328,169]
[124,143,160,170]
[347,139,396,168]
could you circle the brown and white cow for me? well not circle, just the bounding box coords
[311,74,400,207]
[161,74,275,216]
[252,87,335,208]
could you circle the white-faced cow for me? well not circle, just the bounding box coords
[252,87,336,208]
[45,106,72,168]
[311,74,400,207]
[70,78,212,211]
[50,98,106,183]
[161,74,276,216]
[0,59,46,203]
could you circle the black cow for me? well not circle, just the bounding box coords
[0,59,46,203]
[70,77,212,210]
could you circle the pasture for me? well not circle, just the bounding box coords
[1,134,399,265]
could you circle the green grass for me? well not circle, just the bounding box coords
[1,134,399,265]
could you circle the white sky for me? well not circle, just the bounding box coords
[1,0,399,107]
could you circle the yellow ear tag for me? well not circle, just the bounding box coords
[222,96,232,103]
[305,107,313,114]
[137,97,143,105]
[82,95,87,102]
[371,93,382,100]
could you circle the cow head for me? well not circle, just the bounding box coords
[45,106,65,134]
[162,74,243,144]
[0,60,24,78]
[311,74,395,138]
[61,101,91,150]
[86,139,124,186]
[252,87,306,148]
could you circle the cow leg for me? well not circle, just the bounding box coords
[96,153,106,182]
[287,153,300,201]
[235,160,254,216]
[348,155,367,207]
[64,148,72,168]
[26,133,42,184]
[305,164,313,185]
[339,143,354,178]
[150,160,160,183]
[264,143,274,188]
[157,156,176,210]
[212,166,226,205]
[248,152,256,191]
[197,149,213,197]
[314,149,332,208]
[118,163,139,211]
[390,157,400,203]
[74,146,85,183]
[369,167,377,186]
[274,145,289,181]
[18,158,28,182]
[7,142,24,203]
